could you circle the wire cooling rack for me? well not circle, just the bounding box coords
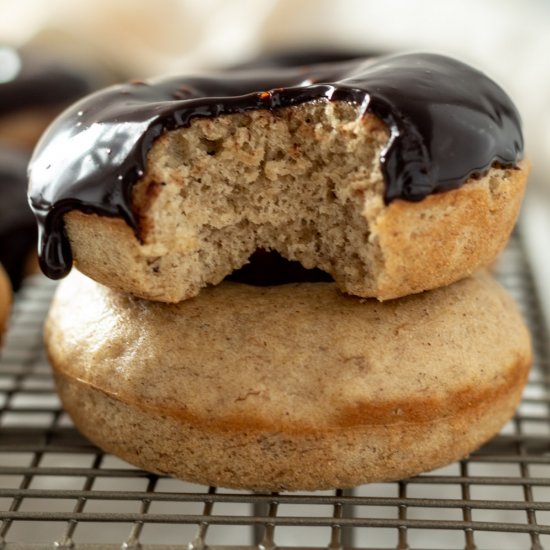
[1,233,549,550]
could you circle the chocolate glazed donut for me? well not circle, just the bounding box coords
[28,53,524,282]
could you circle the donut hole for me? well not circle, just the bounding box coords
[226,249,333,286]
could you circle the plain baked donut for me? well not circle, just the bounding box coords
[0,264,11,342]
[45,270,531,491]
[29,53,528,302]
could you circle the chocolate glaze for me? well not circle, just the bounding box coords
[28,53,524,280]
[0,147,36,289]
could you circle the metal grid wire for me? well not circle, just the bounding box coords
[1,233,549,549]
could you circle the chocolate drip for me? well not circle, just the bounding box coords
[28,53,524,280]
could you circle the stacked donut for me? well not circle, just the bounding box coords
[29,53,532,491]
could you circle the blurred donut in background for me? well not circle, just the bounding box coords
[0,46,96,150]
[0,42,111,291]
[231,48,383,69]
[0,262,11,342]
[0,146,38,290]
